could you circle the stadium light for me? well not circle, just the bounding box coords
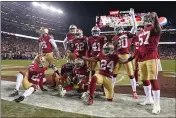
[32,2,40,6]
[41,4,49,9]
[50,6,57,12]
[32,2,63,14]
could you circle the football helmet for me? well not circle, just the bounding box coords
[114,26,124,34]
[143,13,153,26]
[74,58,84,69]
[69,24,77,34]
[75,29,83,39]
[39,27,49,34]
[35,55,47,67]
[91,26,100,36]
[102,42,114,55]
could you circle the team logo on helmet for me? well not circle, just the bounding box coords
[102,42,114,55]
[35,55,47,67]
[75,29,83,39]
[39,27,49,34]
[74,58,84,69]
[91,26,101,36]
[69,25,77,34]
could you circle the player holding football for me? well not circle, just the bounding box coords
[136,12,162,114]
[9,55,48,102]
[77,42,134,105]
[112,8,138,98]
[63,25,77,63]
[58,58,89,98]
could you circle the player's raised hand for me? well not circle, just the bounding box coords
[129,8,135,15]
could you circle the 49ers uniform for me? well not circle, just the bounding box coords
[72,36,88,58]
[39,34,55,66]
[20,63,48,90]
[112,32,134,76]
[137,26,161,81]
[90,53,119,100]
[88,36,106,71]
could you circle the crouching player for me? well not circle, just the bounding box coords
[51,62,74,90]
[58,58,89,98]
[78,42,134,105]
[9,55,48,103]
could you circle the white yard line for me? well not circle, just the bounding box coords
[1,80,175,117]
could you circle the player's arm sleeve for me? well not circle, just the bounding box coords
[38,42,43,54]
[63,37,68,50]
[82,56,99,62]
[49,38,59,52]
[130,12,137,34]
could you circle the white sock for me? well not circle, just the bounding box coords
[152,90,160,104]
[130,78,137,91]
[16,73,24,91]
[144,84,152,97]
[23,87,35,98]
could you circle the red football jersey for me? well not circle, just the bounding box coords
[88,36,106,57]
[72,36,88,57]
[136,26,161,61]
[98,53,119,77]
[28,63,48,87]
[132,36,140,61]
[73,65,89,79]
[66,33,75,41]
[112,32,134,54]
[39,34,53,53]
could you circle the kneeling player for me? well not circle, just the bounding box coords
[78,42,134,105]
[58,58,89,98]
[9,55,48,103]
[51,62,74,90]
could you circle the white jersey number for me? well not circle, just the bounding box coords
[118,35,128,49]
[139,31,150,45]
[100,60,114,72]
[92,42,101,51]
[41,41,47,49]
[75,42,85,51]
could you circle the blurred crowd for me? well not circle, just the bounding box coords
[1,34,65,60]
[1,33,176,60]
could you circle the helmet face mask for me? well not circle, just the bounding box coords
[91,26,100,36]
[69,25,77,34]
[37,56,47,68]
[75,29,83,39]
[114,26,124,34]
[143,14,153,26]
[102,43,114,56]
[74,58,84,69]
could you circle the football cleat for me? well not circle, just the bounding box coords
[132,91,139,99]
[9,90,19,97]
[87,97,94,105]
[58,86,66,97]
[41,86,48,91]
[152,103,161,115]
[139,97,154,106]
[14,96,25,103]
[81,92,89,100]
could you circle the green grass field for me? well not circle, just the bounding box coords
[1,59,175,117]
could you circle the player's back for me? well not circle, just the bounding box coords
[88,36,105,57]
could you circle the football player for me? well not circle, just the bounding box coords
[9,55,48,102]
[77,42,134,105]
[63,25,77,63]
[136,12,162,114]
[72,29,88,58]
[58,58,89,98]
[87,26,107,95]
[51,62,74,90]
[112,8,138,98]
